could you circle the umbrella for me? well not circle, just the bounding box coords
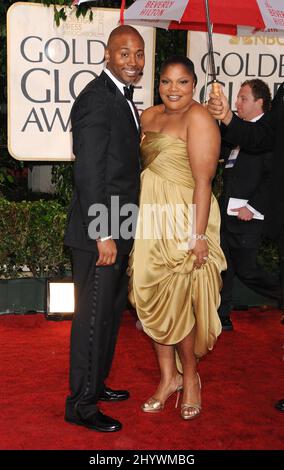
[121,0,284,35]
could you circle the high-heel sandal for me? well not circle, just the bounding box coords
[142,380,183,413]
[180,373,201,420]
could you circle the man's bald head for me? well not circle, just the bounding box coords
[107,25,144,49]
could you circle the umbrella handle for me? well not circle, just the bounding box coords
[212,81,220,97]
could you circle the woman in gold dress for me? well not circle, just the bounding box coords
[128,56,226,419]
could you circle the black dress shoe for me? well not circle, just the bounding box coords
[65,406,122,432]
[221,316,233,331]
[99,385,130,402]
[275,398,284,412]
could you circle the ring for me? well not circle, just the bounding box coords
[203,256,208,260]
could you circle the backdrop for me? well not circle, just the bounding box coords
[7,2,155,161]
[188,30,284,107]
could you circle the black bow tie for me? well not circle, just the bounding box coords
[123,85,134,101]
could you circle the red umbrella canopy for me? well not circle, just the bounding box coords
[174,0,265,35]
[122,0,270,35]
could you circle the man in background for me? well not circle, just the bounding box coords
[218,79,280,331]
[208,80,284,411]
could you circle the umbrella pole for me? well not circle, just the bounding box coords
[204,0,219,95]
[203,55,209,104]
[202,22,213,105]
[120,0,126,24]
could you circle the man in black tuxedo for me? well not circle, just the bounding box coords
[64,25,145,432]
[218,79,280,331]
[208,81,284,411]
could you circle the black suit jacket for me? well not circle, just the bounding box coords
[222,83,284,238]
[220,120,273,234]
[64,71,141,254]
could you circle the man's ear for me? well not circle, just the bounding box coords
[259,97,264,110]
[105,49,110,63]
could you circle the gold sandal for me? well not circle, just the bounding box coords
[142,379,183,413]
[180,373,201,420]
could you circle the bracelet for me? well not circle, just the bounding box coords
[96,235,112,242]
[192,234,207,240]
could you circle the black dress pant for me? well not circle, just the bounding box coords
[65,248,129,416]
[276,224,284,309]
[219,228,281,319]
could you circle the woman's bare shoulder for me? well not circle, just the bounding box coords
[141,104,164,127]
[187,101,215,122]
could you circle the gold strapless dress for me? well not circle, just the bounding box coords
[128,131,227,360]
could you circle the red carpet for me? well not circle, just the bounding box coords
[0,309,283,450]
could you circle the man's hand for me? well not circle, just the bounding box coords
[208,88,233,125]
[96,239,117,266]
[231,206,254,221]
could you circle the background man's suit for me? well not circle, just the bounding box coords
[218,133,280,321]
[64,71,141,416]
[222,84,284,309]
